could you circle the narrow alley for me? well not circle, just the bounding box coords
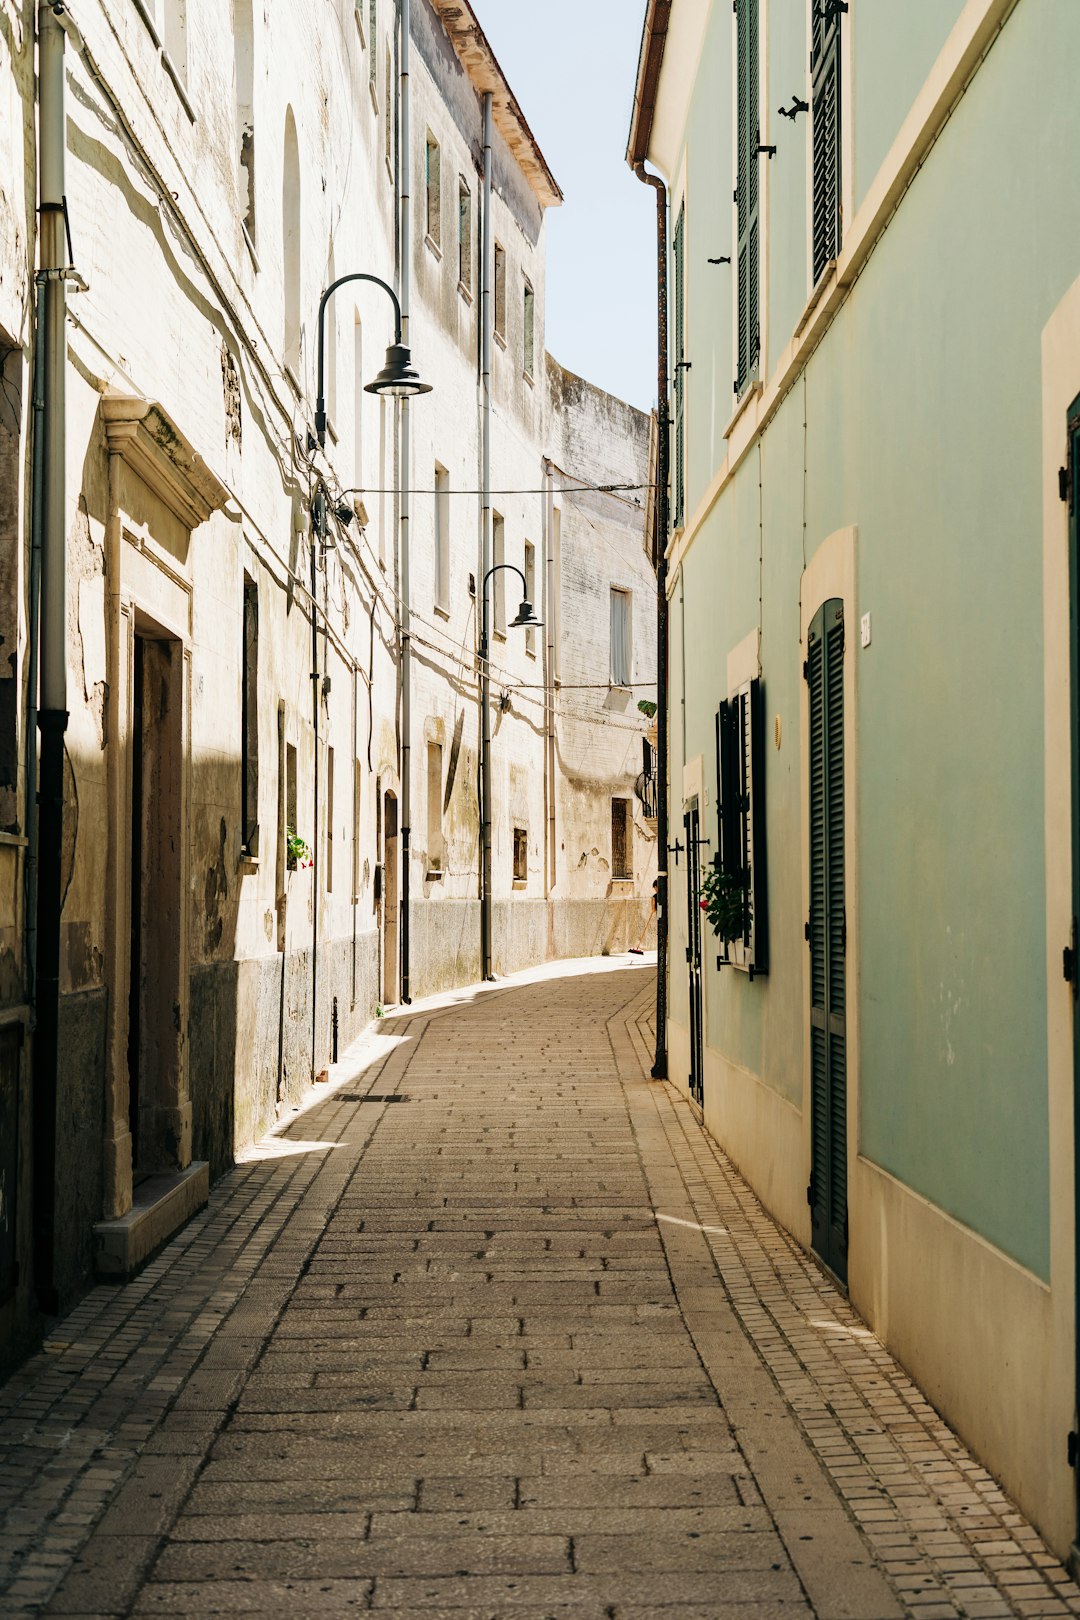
[0,961,1076,1619]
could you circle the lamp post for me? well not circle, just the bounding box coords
[479,563,542,981]
[314,271,431,448]
[310,271,430,1031]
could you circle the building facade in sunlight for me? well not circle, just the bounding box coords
[628,0,1080,1562]
[0,0,656,1361]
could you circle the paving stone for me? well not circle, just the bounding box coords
[1,962,1078,1620]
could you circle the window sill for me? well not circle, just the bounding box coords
[283,364,302,400]
[525,647,536,660]
[523,369,534,388]
[326,416,339,446]
[239,853,260,871]
[369,81,379,115]
[458,280,473,305]
[494,330,507,351]
[493,628,507,643]
[611,875,634,884]
[131,0,161,48]
[434,602,450,621]
[425,870,444,883]
[512,879,527,891]
[425,233,443,262]
[723,378,762,443]
[354,8,366,47]
[796,261,837,337]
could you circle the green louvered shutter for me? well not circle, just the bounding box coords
[811,1,842,284]
[736,0,759,396]
[673,204,686,530]
[807,599,846,1281]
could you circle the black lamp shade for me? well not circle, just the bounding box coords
[365,342,433,398]
[510,598,542,630]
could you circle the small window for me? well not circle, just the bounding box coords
[611,799,632,880]
[163,0,187,82]
[285,739,298,869]
[425,133,441,248]
[458,179,472,293]
[610,587,632,687]
[434,463,450,610]
[493,511,506,636]
[673,204,686,525]
[523,541,536,657]
[353,757,362,903]
[494,243,506,340]
[427,742,444,878]
[513,827,527,885]
[326,745,335,892]
[523,279,535,379]
[715,678,769,975]
[384,43,393,172]
[735,0,761,395]
[368,0,377,91]
[241,574,259,854]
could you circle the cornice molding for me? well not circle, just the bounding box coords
[101,395,228,531]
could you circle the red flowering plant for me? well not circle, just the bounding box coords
[700,864,749,947]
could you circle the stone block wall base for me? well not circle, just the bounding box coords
[92,1162,209,1282]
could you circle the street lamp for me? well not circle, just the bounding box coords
[314,271,431,448]
[479,563,543,981]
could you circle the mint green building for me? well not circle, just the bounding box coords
[629,0,1080,1558]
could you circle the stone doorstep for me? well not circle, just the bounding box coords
[92,1164,210,1283]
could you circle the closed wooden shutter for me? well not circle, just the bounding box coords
[673,204,686,529]
[811,2,842,283]
[736,0,760,395]
[807,598,847,1281]
[715,681,768,974]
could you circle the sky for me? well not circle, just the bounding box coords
[474,0,656,412]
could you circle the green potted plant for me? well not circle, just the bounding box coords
[700,863,749,948]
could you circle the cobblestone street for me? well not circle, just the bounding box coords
[1,959,1078,1618]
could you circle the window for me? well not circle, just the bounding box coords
[458,179,472,293]
[384,43,393,173]
[611,799,632,880]
[494,243,506,340]
[326,745,335,891]
[735,0,760,394]
[434,463,450,610]
[282,109,301,376]
[353,314,363,488]
[672,204,686,527]
[425,134,441,248]
[523,279,535,378]
[513,827,527,885]
[715,677,769,975]
[241,574,259,854]
[811,0,842,283]
[552,505,562,680]
[285,739,298,869]
[427,743,444,878]
[493,511,506,635]
[233,0,256,242]
[523,541,536,657]
[368,0,377,94]
[352,758,362,903]
[610,587,632,687]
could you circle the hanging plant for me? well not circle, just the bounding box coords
[286,829,312,870]
[700,864,749,946]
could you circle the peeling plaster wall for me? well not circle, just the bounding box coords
[0,0,656,1356]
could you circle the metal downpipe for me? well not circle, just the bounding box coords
[479,92,494,980]
[633,159,670,1081]
[33,0,69,1311]
[399,0,412,1003]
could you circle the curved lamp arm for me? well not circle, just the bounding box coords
[316,271,402,446]
[482,562,527,600]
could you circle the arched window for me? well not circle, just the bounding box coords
[233,0,256,242]
[282,108,301,376]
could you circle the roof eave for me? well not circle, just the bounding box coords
[626,0,672,171]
